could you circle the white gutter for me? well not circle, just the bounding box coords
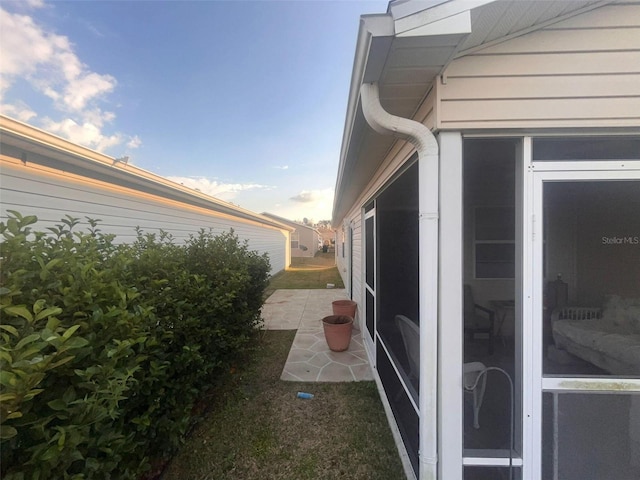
[332,14,393,225]
[360,82,439,480]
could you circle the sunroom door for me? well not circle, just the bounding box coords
[363,203,376,358]
[529,164,640,480]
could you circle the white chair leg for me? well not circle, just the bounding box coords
[472,373,487,429]
[464,362,487,430]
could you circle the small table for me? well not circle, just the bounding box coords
[490,300,515,346]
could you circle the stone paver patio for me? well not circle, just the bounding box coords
[261,289,373,382]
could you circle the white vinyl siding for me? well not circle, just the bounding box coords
[438,3,640,129]
[351,215,362,300]
[1,158,287,274]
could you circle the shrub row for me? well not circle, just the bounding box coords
[0,212,271,479]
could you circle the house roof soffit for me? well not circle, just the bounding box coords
[332,0,614,225]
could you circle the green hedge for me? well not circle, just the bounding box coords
[0,212,270,479]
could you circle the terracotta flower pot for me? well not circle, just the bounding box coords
[322,315,354,352]
[332,300,357,318]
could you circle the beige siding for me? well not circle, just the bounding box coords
[438,3,640,129]
[351,215,362,300]
[1,157,288,274]
[414,81,438,130]
[336,212,363,326]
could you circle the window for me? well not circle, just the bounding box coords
[474,206,515,278]
[291,232,299,249]
[533,136,640,161]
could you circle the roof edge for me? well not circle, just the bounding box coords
[0,114,291,231]
[333,14,395,224]
[261,212,317,232]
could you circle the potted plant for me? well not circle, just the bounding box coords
[332,299,357,318]
[321,315,354,352]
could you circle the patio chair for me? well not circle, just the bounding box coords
[395,314,420,384]
[395,315,487,429]
[464,284,495,355]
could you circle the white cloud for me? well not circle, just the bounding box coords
[166,176,273,202]
[24,0,46,9]
[0,5,138,153]
[0,10,116,111]
[273,165,289,170]
[127,135,142,149]
[0,101,37,122]
[290,189,332,204]
[40,116,123,151]
[272,188,334,222]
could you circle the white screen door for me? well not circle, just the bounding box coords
[528,165,640,480]
[363,205,376,358]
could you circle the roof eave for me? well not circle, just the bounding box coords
[0,115,290,231]
[332,14,395,225]
[332,2,481,225]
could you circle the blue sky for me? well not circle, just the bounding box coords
[1,0,388,222]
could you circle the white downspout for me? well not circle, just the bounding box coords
[360,82,439,480]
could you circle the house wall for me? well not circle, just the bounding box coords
[545,181,640,307]
[463,139,518,334]
[335,217,361,296]
[575,188,640,305]
[336,218,357,301]
[291,227,319,258]
[438,3,640,130]
[1,156,288,274]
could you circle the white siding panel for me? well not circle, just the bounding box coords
[445,51,640,77]
[351,213,363,322]
[1,159,287,274]
[439,4,640,130]
[415,82,438,130]
[441,74,640,100]
[441,97,640,122]
[472,27,640,54]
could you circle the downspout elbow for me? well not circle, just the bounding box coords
[360,82,438,158]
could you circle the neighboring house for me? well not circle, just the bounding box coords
[261,212,322,259]
[316,225,334,247]
[332,2,639,480]
[0,115,293,274]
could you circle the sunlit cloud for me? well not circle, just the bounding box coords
[272,188,334,222]
[290,189,331,203]
[40,116,123,151]
[166,176,273,202]
[0,101,37,122]
[127,135,142,149]
[24,0,46,9]
[0,4,139,153]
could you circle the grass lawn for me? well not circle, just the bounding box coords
[264,251,344,297]
[163,253,406,480]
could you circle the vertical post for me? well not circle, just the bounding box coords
[438,132,464,480]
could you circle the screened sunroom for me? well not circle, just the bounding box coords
[332,2,640,479]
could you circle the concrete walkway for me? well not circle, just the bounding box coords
[261,289,373,382]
